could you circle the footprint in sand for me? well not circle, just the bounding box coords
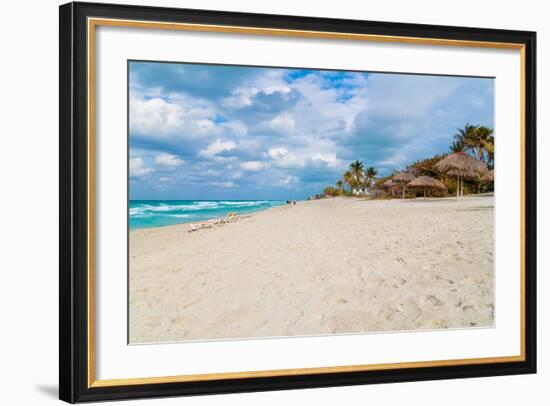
[426,295,444,306]
[387,300,422,323]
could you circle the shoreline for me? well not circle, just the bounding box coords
[129,200,289,231]
[129,194,493,233]
[129,201,294,233]
[129,195,494,343]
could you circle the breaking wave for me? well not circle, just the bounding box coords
[129,200,285,229]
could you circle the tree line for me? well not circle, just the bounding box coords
[320,123,494,198]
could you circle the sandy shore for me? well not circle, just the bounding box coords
[129,195,494,343]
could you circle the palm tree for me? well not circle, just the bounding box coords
[343,170,355,191]
[348,160,365,194]
[471,126,494,164]
[451,123,494,165]
[323,186,338,197]
[336,180,344,194]
[452,123,477,152]
[365,166,378,192]
[450,140,464,153]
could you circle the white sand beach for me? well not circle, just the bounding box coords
[129,195,494,343]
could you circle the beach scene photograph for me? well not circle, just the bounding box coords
[128,61,495,344]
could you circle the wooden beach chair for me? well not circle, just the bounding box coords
[207,217,224,226]
[223,212,239,223]
[188,222,214,232]
[188,212,239,232]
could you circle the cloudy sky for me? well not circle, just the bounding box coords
[129,61,494,200]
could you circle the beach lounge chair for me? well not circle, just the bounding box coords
[188,212,239,232]
[188,222,214,232]
[207,217,224,226]
[223,212,239,223]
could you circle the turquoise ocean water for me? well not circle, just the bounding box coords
[129,200,286,230]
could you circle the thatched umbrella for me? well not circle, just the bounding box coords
[383,179,396,197]
[482,169,494,182]
[435,152,487,197]
[393,172,415,199]
[407,175,446,198]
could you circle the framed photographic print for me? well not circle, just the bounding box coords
[59,1,536,403]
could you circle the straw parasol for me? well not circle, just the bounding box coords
[392,172,416,199]
[435,152,487,197]
[482,169,494,182]
[383,179,395,197]
[407,175,446,198]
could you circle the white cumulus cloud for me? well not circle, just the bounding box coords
[155,153,184,167]
[199,138,237,157]
[210,181,238,188]
[278,175,299,188]
[240,161,268,171]
[129,94,219,139]
[129,158,153,178]
[267,147,288,160]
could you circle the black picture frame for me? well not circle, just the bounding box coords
[59,1,537,403]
